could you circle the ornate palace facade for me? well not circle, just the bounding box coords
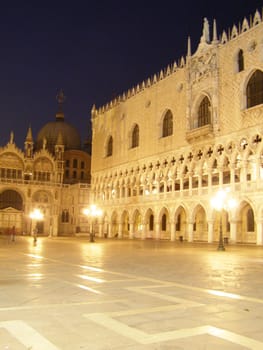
[91,10,263,245]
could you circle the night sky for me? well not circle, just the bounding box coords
[0,1,262,148]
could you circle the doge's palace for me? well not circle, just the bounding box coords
[91,9,263,245]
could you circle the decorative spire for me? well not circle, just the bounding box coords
[9,131,14,144]
[212,19,218,43]
[187,36,191,57]
[56,89,66,121]
[24,126,33,158]
[201,17,210,44]
[25,125,33,142]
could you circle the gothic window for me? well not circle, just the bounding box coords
[81,161,85,169]
[106,136,113,157]
[198,96,211,127]
[247,208,254,232]
[238,49,244,72]
[247,70,263,108]
[65,160,70,167]
[131,124,139,148]
[162,110,173,137]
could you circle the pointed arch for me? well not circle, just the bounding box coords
[237,49,244,72]
[131,124,139,148]
[192,204,208,241]
[106,135,113,157]
[198,96,211,127]
[145,208,155,238]
[174,206,187,240]
[246,70,263,108]
[158,207,171,239]
[236,201,256,243]
[162,110,173,137]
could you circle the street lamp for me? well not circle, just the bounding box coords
[83,204,102,242]
[29,208,44,244]
[210,188,237,251]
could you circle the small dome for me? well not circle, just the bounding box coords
[36,119,81,152]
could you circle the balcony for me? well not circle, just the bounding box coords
[186,124,214,143]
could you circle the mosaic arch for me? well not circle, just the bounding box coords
[0,189,24,234]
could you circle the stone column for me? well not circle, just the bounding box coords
[98,222,103,238]
[129,223,134,239]
[156,223,160,240]
[230,166,235,190]
[218,166,223,187]
[108,223,112,238]
[256,219,263,246]
[207,220,214,243]
[118,222,122,239]
[189,173,193,196]
[141,223,146,240]
[188,222,194,242]
[170,220,176,241]
[208,169,212,195]
[198,173,202,196]
[230,220,238,243]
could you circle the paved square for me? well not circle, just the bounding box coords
[1,236,263,349]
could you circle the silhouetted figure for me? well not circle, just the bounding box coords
[33,228,38,246]
[11,226,16,242]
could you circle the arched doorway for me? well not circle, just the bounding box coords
[175,206,187,241]
[0,190,24,234]
[159,207,170,240]
[237,202,256,243]
[193,205,207,241]
[145,208,154,239]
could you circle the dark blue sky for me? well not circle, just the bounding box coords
[0,1,262,148]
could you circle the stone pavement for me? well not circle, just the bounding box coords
[1,236,263,349]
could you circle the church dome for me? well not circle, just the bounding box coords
[36,119,81,151]
[35,90,82,152]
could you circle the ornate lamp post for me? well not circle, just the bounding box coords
[83,205,102,242]
[210,188,237,251]
[29,208,44,244]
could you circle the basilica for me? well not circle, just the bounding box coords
[91,9,263,245]
[0,91,91,236]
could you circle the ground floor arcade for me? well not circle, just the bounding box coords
[93,195,263,245]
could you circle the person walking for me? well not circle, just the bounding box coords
[11,226,16,242]
[33,228,38,245]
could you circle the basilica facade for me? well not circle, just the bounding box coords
[0,92,91,236]
[91,9,263,245]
